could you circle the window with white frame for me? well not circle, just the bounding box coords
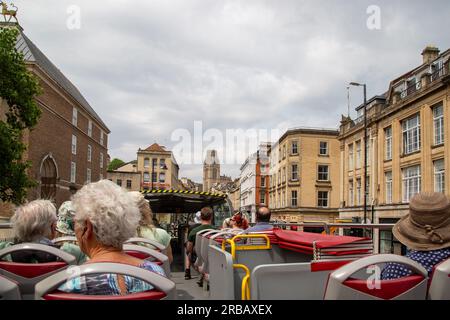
[159,172,166,183]
[385,171,392,204]
[87,145,92,162]
[433,103,444,146]
[385,127,392,160]
[261,176,266,187]
[318,165,329,181]
[402,114,421,155]
[87,168,91,183]
[282,167,286,182]
[365,140,371,164]
[291,190,298,207]
[402,165,421,202]
[100,152,104,169]
[319,141,328,155]
[71,135,77,155]
[144,158,149,168]
[260,192,266,205]
[348,144,354,170]
[291,164,298,181]
[348,180,354,206]
[143,172,150,182]
[356,141,361,169]
[70,162,76,183]
[356,178,362,205]
[160,158,166,169]
[317,191,329,208]
[291,141,298,155]
[88,120,92,137]
[72,108,78,126]
[434,159,445,193]
[100,131,104,146]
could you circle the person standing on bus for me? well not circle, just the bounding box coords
[184,211,202,280]
[186,207,215,286]
[381,192,450,280]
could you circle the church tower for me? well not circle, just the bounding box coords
[203,150,220,192]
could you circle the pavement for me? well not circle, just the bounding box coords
[171,271,211,300]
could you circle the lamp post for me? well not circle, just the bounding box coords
[349,82,368,232]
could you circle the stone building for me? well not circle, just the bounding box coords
[339,46,450,254]
[268,128,340,229]
[107,161,141,191]
[0,22,110,209]
[136,143,179,190]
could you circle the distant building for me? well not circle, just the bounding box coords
[203,150,231,191]
[107,160,140,191]
[180,177,202,192]
[136,143,179,190]
[0,22,110,209]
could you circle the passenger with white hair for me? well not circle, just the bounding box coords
[0,200,82,263]
[58,180,167,295]
[128,191,173,263]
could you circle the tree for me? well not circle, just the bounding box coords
[0,27,42,204]
[108,158,126,171]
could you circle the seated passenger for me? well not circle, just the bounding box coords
[381,192,450,280]
[244,206,273,233]
[0,200,76,263]
[129,191,173,264]
[54,201,87,265]
[58,180,166,295]
[230,211,249,230]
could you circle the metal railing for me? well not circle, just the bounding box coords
[268,222,395,235]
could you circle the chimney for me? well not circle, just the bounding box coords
[422,45,440,64]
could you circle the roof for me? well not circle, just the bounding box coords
[12,26,110,132]
[142,143,168,153]
[279,127,339,143]
[354,93,387,111]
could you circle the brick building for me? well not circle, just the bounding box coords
[0,23,110,209]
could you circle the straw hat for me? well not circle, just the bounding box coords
[393,192,450,251]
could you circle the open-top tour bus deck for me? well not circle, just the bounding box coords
[1,202,450,300]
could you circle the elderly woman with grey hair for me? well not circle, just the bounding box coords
[58,179,166,295]
[0,200,85,264]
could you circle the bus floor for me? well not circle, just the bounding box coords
[172,271,211,300]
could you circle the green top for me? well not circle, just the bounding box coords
[137,226,171,248]
[188,224,215,244]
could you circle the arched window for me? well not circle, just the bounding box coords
[40,155,58,200]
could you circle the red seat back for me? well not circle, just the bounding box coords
[0,261,68,279]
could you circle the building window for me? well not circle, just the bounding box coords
[402,114,421,155]
[117,179,122,187]
[71,135,77,155]
[433,103,444,146]
[291,190,298,207]
[72,108,78,126]
[70,162,76,183]
[100,153,104,169]
[126,180,132,189]
[283,145,286,159]
[278,170,281,184]
[291,141,298,155]
[143,172,150,183]
[160,158,166,169]
[365,176,370,204]
[261,176,266,187]
[348,144,354,170]
[356,178,362,205]
[365,140,370,164]
[152,172,157,183]
[159,172,166,183]
[319,141,328,155]
[86,168,91,183]
[282,191,286,207]
[144,158,149,168]
[318,191,329,208]
[318,165,329,181]
[87,145,92,162]
[291,164,298,181]
[385,171,392,204]
[402,165,421,202]
[88,120,92,137]
[434,159,445,193]
[260,192,266,205]
[348,180,354,206]
[282,167,286,182]
[100,131,104,146]
[385,127,392,160]
[356,141,361,169]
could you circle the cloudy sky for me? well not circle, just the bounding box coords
[13,0,450,182]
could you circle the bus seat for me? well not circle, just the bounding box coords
[202,231,235,276]
[0,243,76,299]
[324,254,428,300]
[52,236,78,246]
[0,275,21,300]
[123,244,170,278]
[194,229,214,270]
[208,245,235,299]
[428,258,450,300]
[35,262,176,300]
[124,237,167,255]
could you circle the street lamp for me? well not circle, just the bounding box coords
[349,82,368,232]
